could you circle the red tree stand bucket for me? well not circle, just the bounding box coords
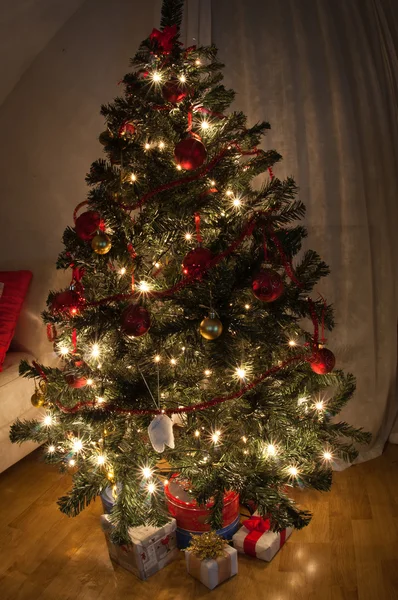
[164,474,239,532]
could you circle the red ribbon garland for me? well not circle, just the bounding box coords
[194,213,202,243]
[132,142,261,210]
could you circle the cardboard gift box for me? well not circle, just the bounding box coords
[185,545,238,590]
[233,515,292,561]
[100,515,179,580]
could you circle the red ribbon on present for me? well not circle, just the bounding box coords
[243,516,287,557]
[243,516,270,556]
[161,535,170,546]
[149,25,178,53]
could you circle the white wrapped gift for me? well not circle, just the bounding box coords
[233,515,292,561]
[185,545,238,590]
[100,515,179,579]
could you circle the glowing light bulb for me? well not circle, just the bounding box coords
[86,378,94,386]
[164,479,169,486]
[97,455,106,465]
[158,141,165,150]
[59,346,69,356]
[236,367,246,380]
[194,430,200,437]
[288,466,299,477]
[43,415,53,426]
[69,459,76,467]
[201,120,210,130]
[211,432,220,443]
[72,439,83,453]
[152,72,162,82]
[204,369,212,377]
[244,304,250,310]
[138,280,151,293]
[226,189,233,197]
[210,180,216,186]
[48,445,55,453]
[267,444,277,456]
[176,164,182,171]
[323,451,332,461]
[242,436,247,443]
[154,355,161,363]
[96,396,105,404]
[154,262,160,269]
[144,142,151,150]
[170,358,177,366]
[148,483,156,494]
[232,198,241,207]
[142,466,152,479]
[315,401,324,411]
[184,232,192,241]
[119,267,126,275]
[288,340,297,347]
[70,307,78,315]
[91,344,100,358]
[195,59,201,66]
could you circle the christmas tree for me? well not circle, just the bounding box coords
[11,0,370,544]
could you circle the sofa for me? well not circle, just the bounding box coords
[0,350,38,472]
[0,271,40,472]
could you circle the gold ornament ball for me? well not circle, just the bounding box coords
[99,130,113,146]
[199,313,223,340]
[92,232,112,254]
[31,392,45,408]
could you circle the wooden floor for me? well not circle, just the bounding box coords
[1,446,398,600]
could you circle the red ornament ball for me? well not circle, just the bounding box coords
[163,80,187,104]
[75,211,104,241]
[121,304,151,337]
[65,374,87,389]
[252,269,284,302]
[182,246,213,277]
[51,290,82,315]
[119,121,136,137]
[310,348,336,375]
[174,137,207,170]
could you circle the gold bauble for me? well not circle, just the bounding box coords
[99,130,113,146]
[31,392,45,408]
[92,232,112,254]
[199,312,223,340]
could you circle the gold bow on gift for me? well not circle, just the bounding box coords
[186,531,228,560]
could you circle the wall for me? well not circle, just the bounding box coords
[0,0,156,359]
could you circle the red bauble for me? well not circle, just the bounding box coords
[182,246,213,277]
[121,304,151,337]
[252,269,284,302]
[75,211,104,241]
[119,121,136,136]
[310,348,336,375]
[162,80,187,104]
[65,374,87,388]
[51,290,82,315]
[174,137,207,170]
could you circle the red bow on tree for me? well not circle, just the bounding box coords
[243,516,271,533]
[149,25,178,53]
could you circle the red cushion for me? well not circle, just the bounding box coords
[0,271,32,371]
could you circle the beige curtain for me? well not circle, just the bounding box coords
[210,0,398,462]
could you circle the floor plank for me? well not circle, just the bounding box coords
[0,445,397,599]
